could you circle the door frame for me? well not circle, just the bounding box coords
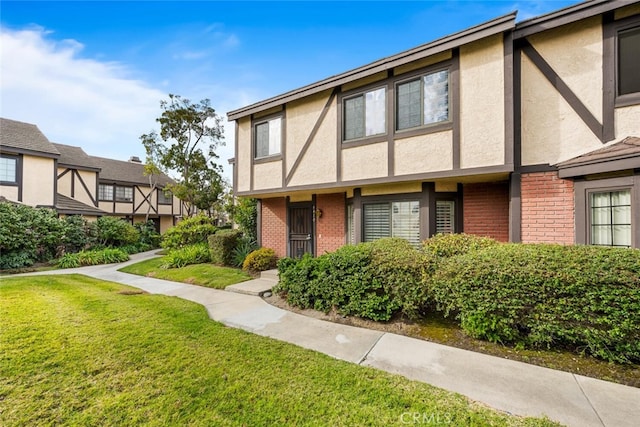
[286,197,316,257]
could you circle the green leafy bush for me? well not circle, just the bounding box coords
[61,215,90,254]
[162,215,217,250]
[56,248,129,268]
[0,202,65,269]
[95,216,139,247]
[134,220,162,248]
[429,243,640,363]
[208,229,242,266]
[422,233,499,259]
[242,247,278,273]
[275,239,424,321]
[160,243,211,269]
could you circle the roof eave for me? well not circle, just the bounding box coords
[227,12,517,121]
[514,0,633,39]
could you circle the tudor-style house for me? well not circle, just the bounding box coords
[0,117,183,232]
[228,0,640,258]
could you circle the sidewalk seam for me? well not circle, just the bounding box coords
[573,374,606,427]
[356,332,386,365]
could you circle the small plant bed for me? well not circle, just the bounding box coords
[263,294,640,388]
[119,258,250,289]
[1,275,558,426]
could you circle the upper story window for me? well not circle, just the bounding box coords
[255,116,282,159]
[343,87,386,141]
[158,188,173,205]
[115,186,133,202]
[98,184,113,201]
[0,154,18,184]
[396,69,449,131]
[618,26,640,97]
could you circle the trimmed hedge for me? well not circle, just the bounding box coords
[161,215,217,250]
[429,243,640,363]
[242,247,277,273]
[275,238,424,321]
[208,229,242,266]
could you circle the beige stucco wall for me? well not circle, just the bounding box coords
[57,169,71,197]
[341,71,387,92]
[394,50,452,76]
[236,117,252,192]
[160,216,174,233]
[528,16,602,123]
[615,3,640,20]
[615,106,640,139]
[341,142,388,181]
[459,34,505,169]
[22,155,55,206]
[394,130,453,175]
[361,182,422,196]
[158,203,173,215]
[133,185,155,214]
[58,169,97,207]
[286,91,338,187]
[521,53,602,165]
[253,161,282,190]
[0,185,19,201]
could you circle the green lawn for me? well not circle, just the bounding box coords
[0,275,559,426]
[118,257,251,289]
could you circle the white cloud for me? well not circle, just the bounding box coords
[0,26,165,163]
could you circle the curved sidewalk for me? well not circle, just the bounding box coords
[10,251,640,427]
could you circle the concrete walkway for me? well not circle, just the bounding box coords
[9,250,640,427]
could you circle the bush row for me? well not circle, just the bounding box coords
[275,235,640,363]
[0,202,160,269]
[56,248,129,268]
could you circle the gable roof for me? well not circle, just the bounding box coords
[557,136,640,178]
[0,118,60,157]
[227,12,516,121]
[90,155,175,187]
[52,143,100,171]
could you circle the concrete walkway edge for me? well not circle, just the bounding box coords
[8,250,640,427]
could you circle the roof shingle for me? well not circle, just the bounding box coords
[90,156,174,186]
[0,118,60,156]
[52,143,100,171]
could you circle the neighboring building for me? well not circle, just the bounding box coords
[227,0,640,257]
[0,117,183,232]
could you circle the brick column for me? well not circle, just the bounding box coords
[260,197,287,258]
[316,193,345,255]
[463,182,510,242]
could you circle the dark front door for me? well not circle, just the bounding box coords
[289,204,314,258]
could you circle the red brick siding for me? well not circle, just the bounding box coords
[316,193,346,255]
[463,182,510,242]
[521,172,574,244]
[260,198,287,258]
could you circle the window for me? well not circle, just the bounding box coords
[363,201,420,246]
[115,186,133,202]
[618,26,640,97]
[436,200,455,234]
[158,188,173,205]
[255,117,281,159]
[0,155,18,183]
[396,69,449,131]
[98,184,113,201]
[590,190,632,247]
[343,87,386,141]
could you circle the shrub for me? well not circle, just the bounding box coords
[162,215,217,250]
[56,248,129,268]
[242,247,277,273]
[95,216,139,247]
[0,202,65,269]
[134,220,161,248]
[275,239,423,322]
[232,236,258,268]
[208,229,242,266]
[422,233,499,259]
[160,243,211,269]
[61,215,90,254]
[429,243,640,363]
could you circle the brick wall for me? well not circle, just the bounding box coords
[316,193,346,255]
[463,182,510,242]
[521,171,574,244]
[260,197,287,258]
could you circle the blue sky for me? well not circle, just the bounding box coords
[1,0,579,181]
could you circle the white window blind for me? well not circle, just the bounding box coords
[436,200,455,234]
[363,201,420,246]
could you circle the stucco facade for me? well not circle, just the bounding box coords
[229,0,639,255]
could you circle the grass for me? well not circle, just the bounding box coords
[0,275,559,426]
[118,257,251,289]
